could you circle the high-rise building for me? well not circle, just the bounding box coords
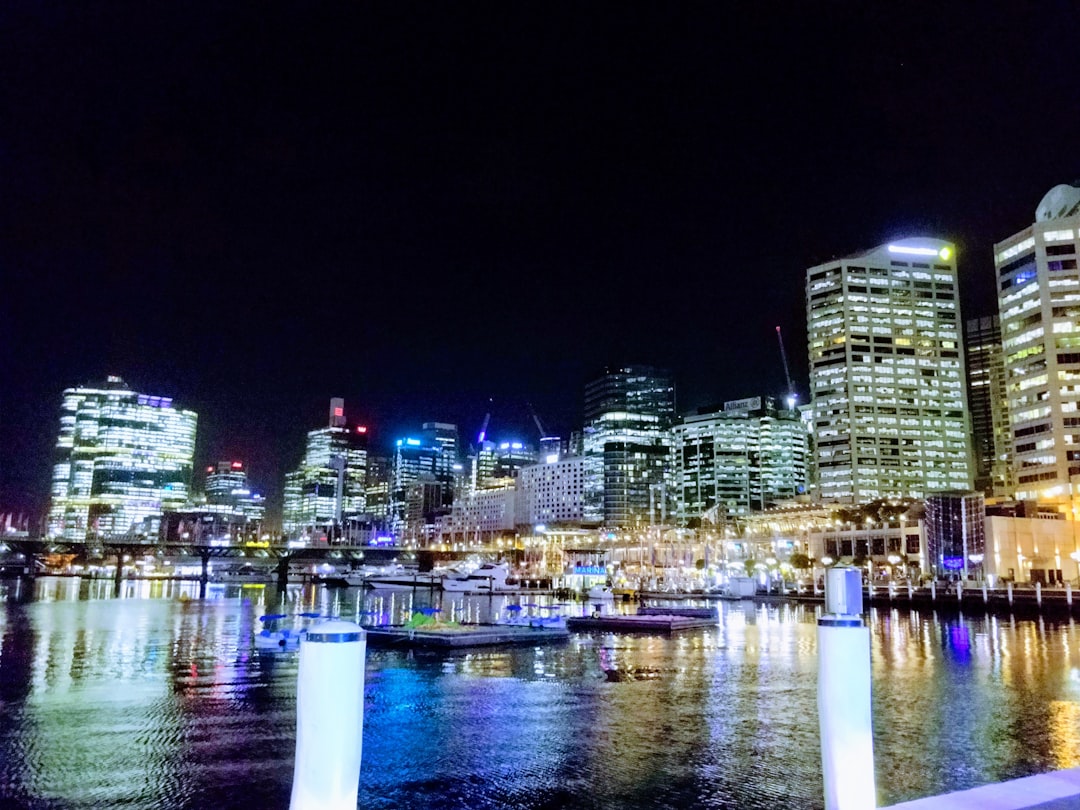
[204,460,267,524]
[517,455,590,527]
[672,396,808,523]
[388,435,447,540]
[964,316,1013,497]
[282,399,368,540]
[421,422,460,477]
[806,237,973,503]
[48,376,197,540]
[582,366,676,527]
[993,183,1080,503]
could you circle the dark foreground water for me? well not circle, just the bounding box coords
[2,578,1080,809]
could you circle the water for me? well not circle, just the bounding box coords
[2,578,1080,809]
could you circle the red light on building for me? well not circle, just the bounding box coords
[334,407,344,417]
[231,461,243,469]
[206,466,214,473]
[356,426,367,434]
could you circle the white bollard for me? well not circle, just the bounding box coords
[982,583,988,604]
[888,582,895,601]
[1068,582,1073,607]
[930,580,936,602]
[907,583,913,600]
[1036,582,1042,607]
[818,567,876,810]
[1007,581,1013,605]
[957,582,963,604]
[291,620,367,810]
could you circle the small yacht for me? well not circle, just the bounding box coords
[587,584,616,601]
[365,566,441,590]
[441,562,512,593]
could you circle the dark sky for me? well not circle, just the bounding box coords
[3,3,1080,522]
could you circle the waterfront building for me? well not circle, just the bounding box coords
[984,511,1076,584]
[583,365,676,528]
[964,315,1013,497]
[282,398,368,540]
[993,182,1080,504]
[47,376,197,540]
[925,491,986,578]
[672,396,809,524]
[806,237,973,503]
[435,483,517,544]
[364,453,391,525]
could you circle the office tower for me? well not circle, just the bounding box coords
[994,183,1080,504]
[47,376,197,540]
[388,435,446,539]
[672,396,809,523]
[282,399,368,539]
[582,365,676,527]
[204,461,267,524]
[494,440,538,478]
[806,237,973,503]
[421,422,460,476]
[965,316,1013,497]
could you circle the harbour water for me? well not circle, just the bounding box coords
[3,577,1080,809]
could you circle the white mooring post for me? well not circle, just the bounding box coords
[1007,581,1014,605]
[1036,581,1042,607]
[982,582,989,604]
[930,580,936,602]
[818,567,876,810]
[291,620,367,810]
[957,582,963,604]
[1067,582,1073,607]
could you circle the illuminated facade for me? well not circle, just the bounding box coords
[517,455,590,527]
[964,315,1013,497]
[673,396,808,522]
[282,399,368,539]
[583,366,676,527]
[203,460,266,524]
[806,238,973,503]
[48,376,197,540]
[925,491,986,578]
[993,183,1080,503]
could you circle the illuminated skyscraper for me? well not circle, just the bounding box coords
[204,460,267,524]
[583,365,675,527]
[673,396,809,522]
[806,238,973,503]
[47,376,197,540]
[282,398,368,540]
[993,183,1080,503]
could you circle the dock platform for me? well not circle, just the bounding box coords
[364,623,569,649]
[566,614,717,633]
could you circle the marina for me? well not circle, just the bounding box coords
[5,577,1080,808]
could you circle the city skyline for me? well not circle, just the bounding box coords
[4,5,1080,518]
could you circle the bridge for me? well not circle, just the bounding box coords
[1,539,503,598]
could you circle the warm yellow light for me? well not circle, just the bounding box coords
[939,246,953,261]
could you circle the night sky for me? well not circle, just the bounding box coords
[3,3,1080,523]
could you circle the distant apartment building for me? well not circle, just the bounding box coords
[672,396,808,523]
[806,237,973,503]
[964,315,1013,497]
[583,365,676,527]
[993,182,1080,504]
[282,398,368,539]
[48,376,197,540]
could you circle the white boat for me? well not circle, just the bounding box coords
[587,584,615,601]
[365,566,441,590]
[214,565,274,584]
[254,612,321,650]
[442,562,513,593]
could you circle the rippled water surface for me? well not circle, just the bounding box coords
[3,577,1080,809]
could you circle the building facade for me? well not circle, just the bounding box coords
[925,491,986,578]
[964,315,1013,497]
[582,365,676,527]
[517,455,591,527]
[282,398,368,540]
[48,376,197,540]
[993,183,1080,503]
[806,237,973,503]
[673,396,808,523]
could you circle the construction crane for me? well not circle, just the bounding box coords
[527,401,562,459]
[775,325,798,410]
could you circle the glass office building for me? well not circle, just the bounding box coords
[806,237,973,503]
[47,376,197,540]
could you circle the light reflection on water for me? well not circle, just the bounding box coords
[2,579,1080,808]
